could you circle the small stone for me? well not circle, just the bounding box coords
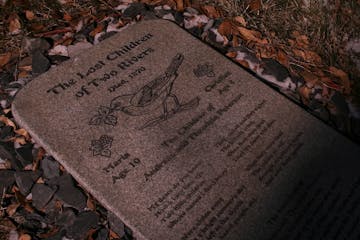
[23,212,48,230]
[187,27,202,37]
[48,55,70,65]
[15,143,34,166]
[32,50,51,75]
[174,11,184,25]
[43,229,66,240]
[66,211,99,240]
[162,13,175,22]
[0,169,15,193]
[14,170,42,196]
[55,208,76,228]
[203,19,214,32]
[50,174,87,211]
[41,156,60,180]
[0,143,16,164]
[31,183,57,210]
[94,227,109,240]
[122,2,146,18]
[49,45,69,57]
[0,125,15,141]
[331,92,349,116]
[107,211,125,237]
[23,38,51,54]
[0,72,12,88]
[185,7,199,15]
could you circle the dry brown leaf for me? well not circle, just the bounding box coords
[237,26,267,44]
[226,51,237,58]
[109,229,120,239]
[0,115,16,128]
[13,136,27,145]
[33,147,46,171]
[232,35,239,47]
[8,13,21,34]
[19,234,31,240]
[218,20,233,37]
[0,52,11,67]
[18,71,31,78]
[87,197,96,211]
[298,85,312,103]
[6,202,20,217]
[63,13,72,22]
[14,128,30,140]
[300,70,319,87]
[19,65,32,71]
[293,49,320,64]
[236,59,250,69]
[201,5,220,18]
[258,45,276,58]
[277,50,289,68]
[292,31,309,48]
[328,66,351,94]
[249,0,262,11]
[292,49,306,60]
[30,23,46,32]
[175,0,184,11]
[306,50,322,64]
[90,25,104,37]
[320,76,342,91]
[233,16,246,26]
[25,10,35,21]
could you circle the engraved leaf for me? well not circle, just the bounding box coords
[98,106,110,115]
[89,115,102,125]
[100,149,111,158]
[104,114,117,126]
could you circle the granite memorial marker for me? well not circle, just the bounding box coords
[13,20,360,240]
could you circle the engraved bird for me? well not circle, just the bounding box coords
[109,53,200,125]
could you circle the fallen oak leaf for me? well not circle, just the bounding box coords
[320,76,343,92]
[6,202,20,217]
[233,16,246,26]
[298,85,312,105]
[0,115,16,128]
[328,66,351,94]
[217,20,233,37]
[25,10,35,21]
[14,128,30,140]
[300,70,319,88]
[109,229,120,239]
[8,13,21,35]
[175,0,184,11]
[249,0,262,11]
[19,234,32,240]
[258,45,276,58]
[0,52,11,67]
[277,50,289,68]
[33,147,46,171]
[292,31,309,48]
[237,26,267,44]
[63,12,72,21]
[201,5,221,18]
[226,51,237,58]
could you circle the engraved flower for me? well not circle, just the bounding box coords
[89,106,118,126]
[193,63,215,78]
[90,135,113,158]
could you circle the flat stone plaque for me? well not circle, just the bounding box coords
[13,20,360,240]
